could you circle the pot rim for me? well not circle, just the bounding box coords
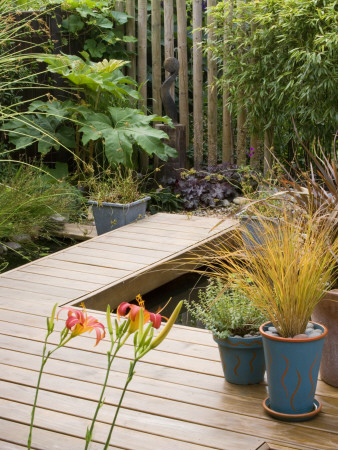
[259,321,328,342]
[88,196,151,207]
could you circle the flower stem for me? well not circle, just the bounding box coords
[103,360,137,450]
[27,337,48,450]
[28,331,71,449]
[84,335,127,449]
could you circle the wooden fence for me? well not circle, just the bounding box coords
[117,0,259,170]
[20,1,267,172]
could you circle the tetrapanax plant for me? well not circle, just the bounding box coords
[85,295,183,449]
[28,303,105,449]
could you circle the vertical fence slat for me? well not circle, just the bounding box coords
[222,0,233,163]
[207,0,218,166]
[176,0,189,149]
[151,0,162,116]
[236,102,247,166]
[264,128,274,175]
[193,0,203,168]
[164,0,175,99]
[126,0,136,81]
[250,134,260,170]
[138,0,149,171]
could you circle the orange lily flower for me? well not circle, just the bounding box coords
[57,303,105,346]
[117,295,163,333]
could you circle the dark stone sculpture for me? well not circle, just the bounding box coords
[161,57,179,124]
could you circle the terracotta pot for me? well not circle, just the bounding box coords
[312,289,338,387]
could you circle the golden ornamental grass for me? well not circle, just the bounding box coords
[199,213,338,338]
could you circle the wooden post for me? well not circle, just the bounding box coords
[207,0,218,166]
[236,101,247,166]
[193,0,203,168]
[249,134,261,170]
[138,0,149,172]
[164,0,175,100]
[151,0,162,116]
[222,0,233,163]
[264,127,274,176]
[126,0,136,81]
[176,0,189,149]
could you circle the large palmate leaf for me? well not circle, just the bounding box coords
[38,53,138,102]
[79,107,177,167]
[2,100,77,154]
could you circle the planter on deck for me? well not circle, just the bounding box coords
[88,197,150,235]
[260,321,327,421]
[311,289,338,387]
[213,335,265,385]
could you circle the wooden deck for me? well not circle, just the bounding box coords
[0,213,237,310]
[0,213,337,449]
[1,302,337,449]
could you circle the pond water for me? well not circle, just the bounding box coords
[0,237,76,273]
[124,271,210,329]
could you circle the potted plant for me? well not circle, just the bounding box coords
[87,166,150,235]
[206,213,337,421]
[280,150,338,387]
[184,278,267,385]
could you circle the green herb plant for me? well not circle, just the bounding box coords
[184,278,266,340]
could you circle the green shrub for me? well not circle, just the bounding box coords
[184,278,267,339]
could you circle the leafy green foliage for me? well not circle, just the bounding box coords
[148,187,183,214]
[184,278,267,339]
[38,53,139,104]
[79,107,176,167]
[3,100,76,154]
[61,0,132,60]
[209,0,338,156]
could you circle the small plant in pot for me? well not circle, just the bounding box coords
[86,166,150,235]
[184,278,267,385]
[207,213,338,421]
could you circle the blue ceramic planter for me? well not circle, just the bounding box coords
[260,321,327,416]
[213,335,265,385]
[88,197,150,235]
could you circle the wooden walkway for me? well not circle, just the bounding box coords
[0,213,237,310]
[0,213,337,449]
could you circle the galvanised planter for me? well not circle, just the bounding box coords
[260,321,327,421]
[213,335,265,385]
[88,197,150,235]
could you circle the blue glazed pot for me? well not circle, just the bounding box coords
[213,335,265,385]
[260,321,327,415]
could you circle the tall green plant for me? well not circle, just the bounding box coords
[208,0,337,161]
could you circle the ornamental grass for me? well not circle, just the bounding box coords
[197,211,338,338]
